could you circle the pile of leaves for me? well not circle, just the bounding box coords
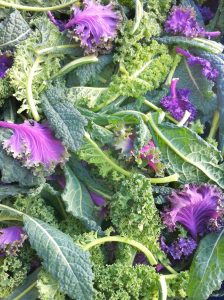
[0,0,223,299]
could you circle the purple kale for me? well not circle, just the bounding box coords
[90,191,106,206]
[160,78,196,122]
[64,0,120,51]
[0,120,68,172]
[47,11,66,32]
[0,52,13,79]
[0,226,26,255]
[139,140,164,174]
[160,236,197,260]
[176,47,219,81]
[161,184,223,239]
[165,6,220,38]
[198,5,214,21]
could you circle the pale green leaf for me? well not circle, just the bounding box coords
[23,216,94,300]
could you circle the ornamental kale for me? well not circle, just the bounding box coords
[162,184,224,239]
[165,6,220,38]
[0,121,67,174]
[0,0,223,299]
[160,78,197,121]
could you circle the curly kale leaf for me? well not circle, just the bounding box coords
[9,16,71,117]
[167,271,189,299]
[13,194,58,226]
[110,174,163,254]
[0,10,31,50]
[0,77,13,107]
[0,256,29,298]
[37,269,65,300]
[93,263,159,300]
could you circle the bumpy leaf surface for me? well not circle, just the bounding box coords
[0,10,31,49]
[24,216,94,300]
[41,84,87,152]
[149,116,224,189]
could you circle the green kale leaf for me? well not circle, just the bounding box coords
[0,10,31,50]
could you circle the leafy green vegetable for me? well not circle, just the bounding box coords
[9,16,72,119]
[188,229,224,300]
[37,269,65,300]
[110,174,162,254]
[62,165,100,231]
[7,268,40,300]
[148,114,224,189]
[156,36,224,54]
[24,215,95,300]
[0,10,31,50]
[41,83,87,152]
[0,145,43,187]
[93,263,160,300]
[174,58,217,123]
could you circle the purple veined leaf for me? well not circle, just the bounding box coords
[0,121,68,173]
[161,184,223,239]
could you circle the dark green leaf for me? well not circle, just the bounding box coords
[148,114,224,189]
[7,268,40,300]
[24,216,94,300]
[62,165,101,231]
[193,50,224,153]
[174,58,217,123]
[0,184,29,201]
[188,230,224,300]
[69,156,112,200]
[0,10,31,49]
[156,36,224,54]
[41,83,87,152]
[0,146,43,187]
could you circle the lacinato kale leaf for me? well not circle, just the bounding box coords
[0,10,31,50]
[41,83,87,152]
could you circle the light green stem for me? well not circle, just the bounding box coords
[0,204,24,216]
[177,110,191,127]
[150,174,179,184]
[83,236,158,265]
[208,110,219,140]
[84,132,131,177]
[36,44,79,56]
[0,216,23,222]
[165,55,181,86]
[52,56,98,79]
[26,56,42,121]
[83,236,168,300]
[0,0,77,11]
[131,0,143,34]
[159,276,168,300]
[13,281,37,300]
[143,99,178,124]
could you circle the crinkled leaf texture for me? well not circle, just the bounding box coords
[188,229,224,300]
[41,83,87,152]
[68,87,108,109]
[23,215,94,300]
[62,165,101,231]
[0,10,31,49]
[149,115,224,189]
[174,58,217,123]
